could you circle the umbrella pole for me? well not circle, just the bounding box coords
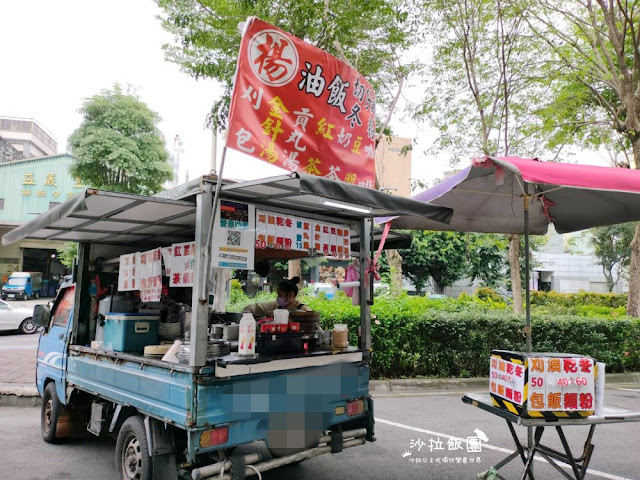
[523,184,535,468]
[524,186,532,354]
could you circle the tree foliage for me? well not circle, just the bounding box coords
[590,224,635,292]
[420,0,550,164]
[56,242,78,270]
[400,230,509,294]
[156,0,421,130]
[526,1,640,315]
[68,85,173,194]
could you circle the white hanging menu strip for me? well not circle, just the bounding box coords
[139,248,162,302]
[118,252,139,292]
[212,200,255,270]
[255,210,350,259]
[161,247,172,276]
[170,241,196,287]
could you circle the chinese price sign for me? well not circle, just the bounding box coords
[139,248,162,302]
[255,210,351,259]
[118,253,139,292]
[489,356,526,406]
[227,17,376,188]
[170,242,196,287]
[527,356,595,412]
[212,201,256,270]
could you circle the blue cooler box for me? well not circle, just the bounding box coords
[104,313,159,353]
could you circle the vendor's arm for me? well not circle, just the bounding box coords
[292,301,312,312]
[244,300,278,318]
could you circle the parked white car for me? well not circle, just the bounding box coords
[0,299,36,334]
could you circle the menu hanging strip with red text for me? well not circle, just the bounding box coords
[255,210,350,259]
[170,241,196,287]
[226,17,376,188]
[139,248,162,302]
[118,252,139,292]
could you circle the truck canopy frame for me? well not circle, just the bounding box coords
[2,173,451,248]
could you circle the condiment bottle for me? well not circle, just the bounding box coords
[332,323,349,348]
[238,312,256,356]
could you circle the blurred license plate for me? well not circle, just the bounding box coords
[8,294,15,298]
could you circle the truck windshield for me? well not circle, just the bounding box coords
[7,277,27,286]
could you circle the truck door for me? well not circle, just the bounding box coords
[37,285,75,403]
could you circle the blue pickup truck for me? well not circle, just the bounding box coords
[2,174,450,480]
[1,271,42,300]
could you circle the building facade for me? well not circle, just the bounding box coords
[375,136,412,197]
[0,117,57,160]
[0,154,84,285]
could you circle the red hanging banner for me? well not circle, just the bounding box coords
[226,17,376,188]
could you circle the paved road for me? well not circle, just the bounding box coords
[1,388,639,480]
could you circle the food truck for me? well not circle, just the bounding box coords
[2,174,451,480]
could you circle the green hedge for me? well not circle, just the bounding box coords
[529,290,627,308]
[227,290,640,379]
[306,293,640,379]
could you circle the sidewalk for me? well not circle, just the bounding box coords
[0,347,36,385]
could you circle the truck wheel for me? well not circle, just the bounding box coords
[116,416,153,480]
[34,292,39,299]
[19,318,37,334]
[42,382,66,443]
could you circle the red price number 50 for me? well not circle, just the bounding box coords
[531,377,544,387]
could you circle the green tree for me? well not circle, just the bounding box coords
[400,231,508,294]
[526,1,640,315]
[419,0,552,313]
[156,0,421,130]
[68,85,173,194]
[56,242,78,269]
[467,233,509,288]
[590,224,634,292]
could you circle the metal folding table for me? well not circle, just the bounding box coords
[462,393,640,480]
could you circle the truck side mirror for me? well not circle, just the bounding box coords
[33,304,51,328]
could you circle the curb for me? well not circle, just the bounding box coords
[2,372,640,407]
[0,384,40,408]
[369,372,640,394]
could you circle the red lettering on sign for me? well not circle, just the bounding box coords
[564,393,578,410]
[563,358,578,373]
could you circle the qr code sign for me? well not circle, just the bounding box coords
[227,230,242,246]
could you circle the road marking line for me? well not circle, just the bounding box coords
[615,388,640,393]
[375,418,635,480]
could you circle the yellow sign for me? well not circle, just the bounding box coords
[52,191,61,199]
[36,190,46,197]
[22,173,36,185]
[44,173,58,187]
[21,189,31,196]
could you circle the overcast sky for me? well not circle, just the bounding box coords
[1,1,610,190]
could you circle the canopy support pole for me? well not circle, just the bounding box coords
[524,187,532,354]
[523,184,535,469]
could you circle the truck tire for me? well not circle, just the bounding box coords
[115,416,153,480]
[19,317,37,334]
[41,382,66,443]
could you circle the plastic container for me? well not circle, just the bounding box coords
[332,323,349,348]
[104,313,159,353]
[237,312,256,356]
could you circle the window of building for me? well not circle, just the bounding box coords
[0,198,4,210]
[49,202,60,209]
